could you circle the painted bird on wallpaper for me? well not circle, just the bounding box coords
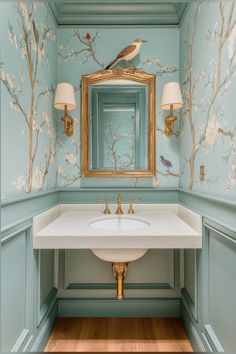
[105,38,147,69]
[160,155,173,170]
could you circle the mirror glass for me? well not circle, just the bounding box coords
[90,82,148,170]
[81,68,156,177]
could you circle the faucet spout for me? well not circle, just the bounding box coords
[115,193,124,215]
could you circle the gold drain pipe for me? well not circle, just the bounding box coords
[112,262,128,300]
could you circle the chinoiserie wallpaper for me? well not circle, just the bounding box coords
[1,1,235,200]
[180,3,236,199]
[56,27,180,189]
[0,2,57,200]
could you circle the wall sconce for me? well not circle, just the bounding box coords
[54,82,76,137]
[161,82,183,137]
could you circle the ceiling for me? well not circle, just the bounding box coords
[49,1,188,26]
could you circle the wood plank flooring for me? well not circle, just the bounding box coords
[45,317,193,352]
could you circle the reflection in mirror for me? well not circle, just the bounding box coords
[91,84,148,170]
[81,68,156,177]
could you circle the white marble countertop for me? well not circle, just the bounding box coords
[33,204,202,249]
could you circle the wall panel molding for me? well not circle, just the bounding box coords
[180,303,206,352]
[37,250,57,327]
[203,325,224,352]
[181,287,197,322]
[10,329,30,352]
[62,249,179,299]
[58,188,179,204]
[202,222,236,352]
[58,298,180,317]
[179,189,236,232]
[1,191,58,231]
[181,249,198,320]
[37,287,57,328]
[1,226,31,352]
[30,301,58,352]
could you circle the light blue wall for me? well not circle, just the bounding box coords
[0,2,57,201]
[180,3,236,200]
[0,3,58,352]
[1,2,236,200]
[57,27,180,189]
[179,4,236,352]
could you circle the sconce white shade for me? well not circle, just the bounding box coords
[161,82,183,110]
[54,82,76,111]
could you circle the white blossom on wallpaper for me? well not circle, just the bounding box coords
[57,118,81,186]
[142,58,178,77]
[180,3,236,191]
[0,2,56,194]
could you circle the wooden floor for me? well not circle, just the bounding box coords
[45,317,193,352]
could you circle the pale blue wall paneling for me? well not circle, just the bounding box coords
[1,231,29,351]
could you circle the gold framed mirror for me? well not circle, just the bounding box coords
[81,67,156,177]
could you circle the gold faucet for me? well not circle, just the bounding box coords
[115,193,124,215]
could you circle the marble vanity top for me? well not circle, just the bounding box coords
[33,204,202,249]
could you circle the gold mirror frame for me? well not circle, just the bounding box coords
[81,67,156,177]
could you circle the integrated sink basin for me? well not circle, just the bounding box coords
[89,217,149,231]
[90,217,148,262]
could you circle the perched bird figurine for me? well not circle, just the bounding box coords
[160,155,173,170]
[105,38,147,69]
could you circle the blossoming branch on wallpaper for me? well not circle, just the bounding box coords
[180,3,236,191]
[0,2,56,195]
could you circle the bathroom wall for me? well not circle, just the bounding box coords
[55,27,181,312]
[0,3,58,352]
[0,2,57,201]
[180,2,236,199]
[179,4,236,352]
[1,2,236,352]
[57,27,180,189]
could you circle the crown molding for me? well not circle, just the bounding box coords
[47,1,189,26]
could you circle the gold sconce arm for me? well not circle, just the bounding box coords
[62,105,74,137]
[164,105,176,137]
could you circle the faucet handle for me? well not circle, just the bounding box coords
[115,193,124,215]
[96,198,111,214]
[127,198,141,214]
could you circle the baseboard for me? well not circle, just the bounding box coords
[181,301,206,352]
[58,297,180,317]
[30,300,58,352]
